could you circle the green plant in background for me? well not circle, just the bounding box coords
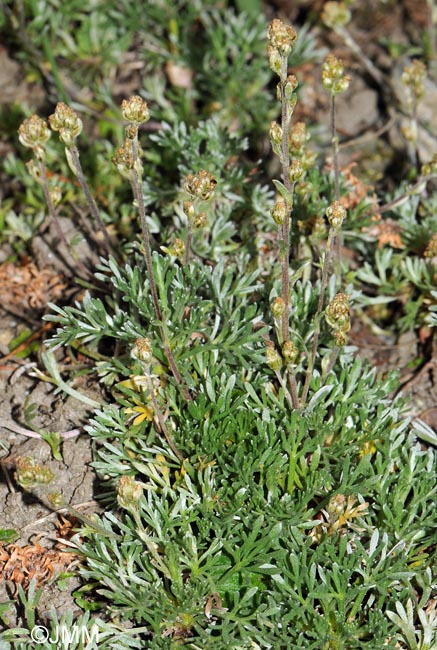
[7,7,437,650]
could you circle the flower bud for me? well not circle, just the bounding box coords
[282,340,299,366]
[271,296,286,318]
[194,211,207,228]
[131,337,153,364]
[49,186,62,207]
[271,200,289,225]
[269,121,283,146]
[174,238,185,259]
[266,346,283,371]
[326,200,346,230]
[289,159,304,182]
[322,54,350,95]
[121,95,150,124]
[117,475,143,511]
[183,201,195,219]
[268,45,282,76]
[325,292,350,335]
[112,138,143,178]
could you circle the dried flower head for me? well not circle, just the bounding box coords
[321,2,351,29]
[18,115,51,150]
[267,19,297,57]
[49,102,83,146]
[121,95,150,124]
[184,170,217,201]
[322,54,350,95]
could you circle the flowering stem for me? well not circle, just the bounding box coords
[279,58,295,345]
[301,227,336,405]
[67,145,113,255]
[184,221,193,266]
[130,133,192,402]
[38,159,90,278]
[144,366,184,462]
[287,371,301,409]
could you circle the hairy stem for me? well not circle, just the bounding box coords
[38,160,90,278]
[278,58,295,345]
[145,366,184,462]
[130,133,192,401]
[301,227,336,405]
[68,145,113,255]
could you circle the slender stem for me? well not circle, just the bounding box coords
[278,57,295,345]
[301,228,336,405]
[130,133,192,401]
[184,221,193,266]
[330,93,343,280]
[286,370,301,409]
[145,366,184,462]
[331,94,340,203]
[68,145,113,255]
[38,160,90,278]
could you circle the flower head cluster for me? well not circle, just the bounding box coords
[18,115,51,153]
[322,54,350,95]
[131,337,153,365]
[267,19,297,57]
[121,95,150,125]
[325,292,350,346]
[112,138,143,178]
[401,59,426,102]
[184,170,217,201]
[49,102,83,147]
[321,2,351,29]
[270,200,289,226]
[288,122,317,170]
[117,475,144,511]
[326,200,347,230]
[282,340,299,366]
[265,345,282,371]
